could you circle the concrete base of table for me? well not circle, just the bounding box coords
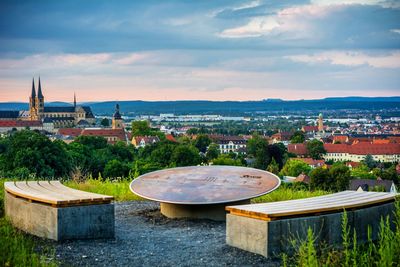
[161,200,250,221]
[5,191,115,241]
[226,201,395,258]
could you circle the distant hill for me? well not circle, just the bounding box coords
[1,97,399,115]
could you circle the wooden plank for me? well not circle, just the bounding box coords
[227,191,397,220]
[49,181,114,201]
[26,181,81,203]
[39,181,110,202]
[5,182,61,205]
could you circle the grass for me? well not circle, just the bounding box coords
[63,178,143,201]
[286,201,400,267]
[0,179,56,267]
[252,185,328,203]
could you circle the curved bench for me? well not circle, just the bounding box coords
[226,191,397,258]
[4,181,115,241]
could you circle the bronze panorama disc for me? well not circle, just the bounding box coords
[130,166,281,205]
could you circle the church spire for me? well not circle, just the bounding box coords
[31,78,36,97]
[74,92,76,108]
[37,76,44,99]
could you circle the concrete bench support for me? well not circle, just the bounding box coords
[5,191,115,241]
[226,191,397,258]
[4,181,115,241]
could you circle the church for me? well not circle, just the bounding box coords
[29,77,95,128]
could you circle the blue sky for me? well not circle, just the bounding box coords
[0,0,399,101]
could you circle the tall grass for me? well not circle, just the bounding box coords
[252,186,328,203]
[63,178,143,201]
[287,202,400,267]
[0,179,56,267]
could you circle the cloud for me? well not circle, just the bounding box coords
[287,51,400,68]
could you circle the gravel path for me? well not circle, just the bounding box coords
[53,201,278,267]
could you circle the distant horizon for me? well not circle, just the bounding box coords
[1,95,400,104]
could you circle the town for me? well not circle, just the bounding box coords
[1,80,399,194]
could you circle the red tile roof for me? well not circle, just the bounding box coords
[288,143,307,155]
[166,134,177,142]
[295,158,325,167]
[82,129,126,139]
[325,143,400,155]
[58,128,83,137]
[0,120,42,127]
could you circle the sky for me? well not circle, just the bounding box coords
[0,0,399,102]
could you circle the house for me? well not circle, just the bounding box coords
[345,161,360,169]
[132,136,160,148]
[324,143,400,163]
[295,173,311,184]
[295,158,325,168]
[81,128,128,144]
[270,131,293,145]
[0,120,43,133]
[349,179,397,193]
[288,143,307,157]
[209,135,247,154]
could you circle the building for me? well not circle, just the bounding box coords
[270,131,293,145]
[112,104,123,129]
[132,136,160,148]
[0,120,44,133]
[28,77,95,128]
[209,135,247,154]
[349,179,397,193]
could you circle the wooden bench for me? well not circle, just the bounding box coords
[4,181,115,241]
[226,191,397,258]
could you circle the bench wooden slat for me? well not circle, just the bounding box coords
[4,180,114,207]
[5,182,62,205]
[227,191,397,220]
[40,181,113,202]
[48,181,114,201]
[246,192,392,213]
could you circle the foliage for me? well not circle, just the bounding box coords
[363,154,377,169]
[351,163,376,179]
[247,134,270,170]
[306,139,326,160]
[0,130,71,178]
[291,131,305,144]
[375,165,399,185]
[171,145,201,167]
[104,159,130,178]
[193,134,211,153]
[310,163,351,191]
[131,120,163,138]
[100,117,110,127]
[279,159,311,177]
[212,154,244,166]
[206,143,220,161]
[267,158,280,175]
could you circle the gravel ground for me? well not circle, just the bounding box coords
[53,201,278,267]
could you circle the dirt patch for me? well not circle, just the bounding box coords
[53,201,278,266]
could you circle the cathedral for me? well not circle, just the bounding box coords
[29,77,95,127]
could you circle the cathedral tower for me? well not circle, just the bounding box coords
[35,77,45,119]
[29,78,38,120]
[112,103,123,129]
[318,113,324,132]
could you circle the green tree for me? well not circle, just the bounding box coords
[0,130,71,178]
[380,165,399,185]
[329,163,351,191]
[193,134,212,153]
[74,135,108,150]
[362,154,377,169]
[279,159,311,177]
[247,134,270,170]
[212,154,243,166]
[104,159,130,178]
[290,131,305,144]
[306,139,326,160]
[351,164,376,179]
[267,158,279,175]
[100,118,110,127]
[171,145,201,167]
[131,120,152,136]
[310,167,331,191]
[206,143,220,161]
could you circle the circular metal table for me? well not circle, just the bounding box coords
[130,166,281,220]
